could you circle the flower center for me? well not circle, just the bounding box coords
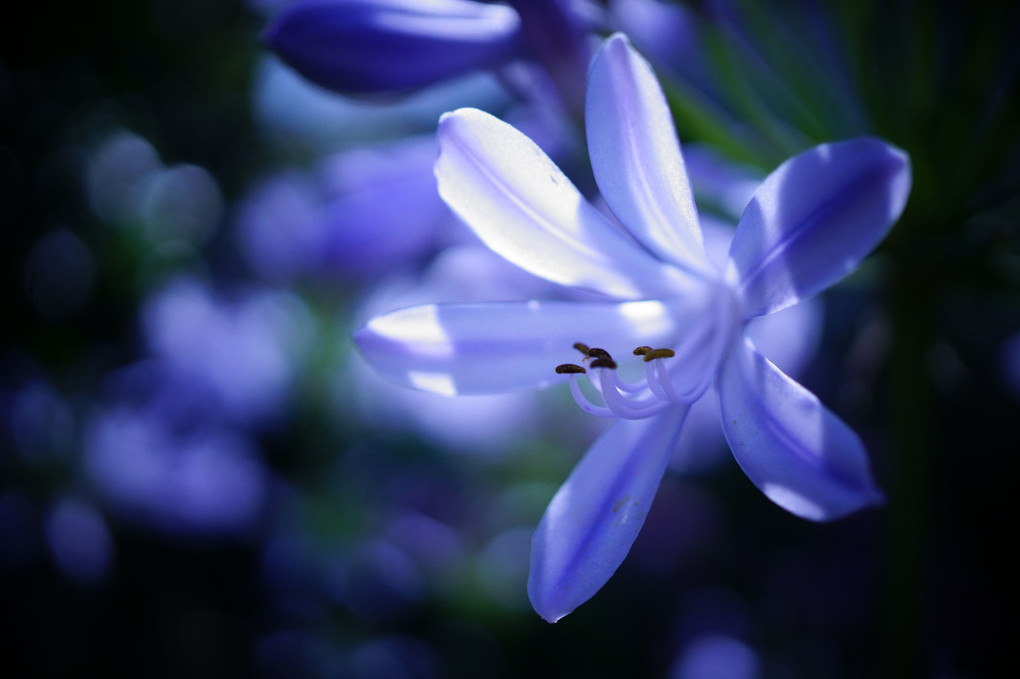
[555,283,743,421]
[555,343,701,420]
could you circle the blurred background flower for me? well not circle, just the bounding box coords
[2,0,1018,677]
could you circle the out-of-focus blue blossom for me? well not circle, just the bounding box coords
[22,229,96,323]
[85,362,271,538]
[86,130,164,223]
[238,135,450,282]
[138,164,223,247]
[263,0,526,94]
[356,34,910,621]
[87,130,223,249]
[671,635,762,679]
[44,496,114,586]
[263,0,596,114]
[8,380,75,464]
[667,586,761,679]
[473,526,533,611]
[142,276,314,426]
[324,537,427,623]
[343,635,444,679]
[1,381,117,585]
[505,0,595,114]
[235,169,326,283]
[252,53,510,149]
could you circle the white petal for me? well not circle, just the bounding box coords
[354,299,686,394]
[528,407,688,622]
[586,34,710,275]
[718,337,884,521]
[435,107,695,299]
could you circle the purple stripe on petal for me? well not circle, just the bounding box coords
[264,0,524,94]
[727,137,911,318]
[528,407,688,622]
[718,337,884,521]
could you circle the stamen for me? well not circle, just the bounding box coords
[556,341,688,421]
[641,348,675,362]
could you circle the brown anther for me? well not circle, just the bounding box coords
[556,363,587,374]
[586,347,613,361]
[632,346,653,356]
[641,348,676,362]
[572,342,591,355]
[589,357,618,370]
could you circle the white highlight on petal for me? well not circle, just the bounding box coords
[364,303,453,353]
[355,299,689,395]
[436,107,696,299]
[406,371,457,395]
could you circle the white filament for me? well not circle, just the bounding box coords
[564,354,704,421]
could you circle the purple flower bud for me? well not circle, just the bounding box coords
[263,0,524,94]
[506,0,594,113]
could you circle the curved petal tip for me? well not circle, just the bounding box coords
[719,338,884,522]
[527,408,688,621]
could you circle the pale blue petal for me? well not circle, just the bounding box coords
[354,299,685,395]
[718,338,884,521]
[586,34,711,276]
[727,138,911,318]
[435,107,697,299]
[528,407,688,622]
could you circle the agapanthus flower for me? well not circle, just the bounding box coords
[355,34,911,621]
